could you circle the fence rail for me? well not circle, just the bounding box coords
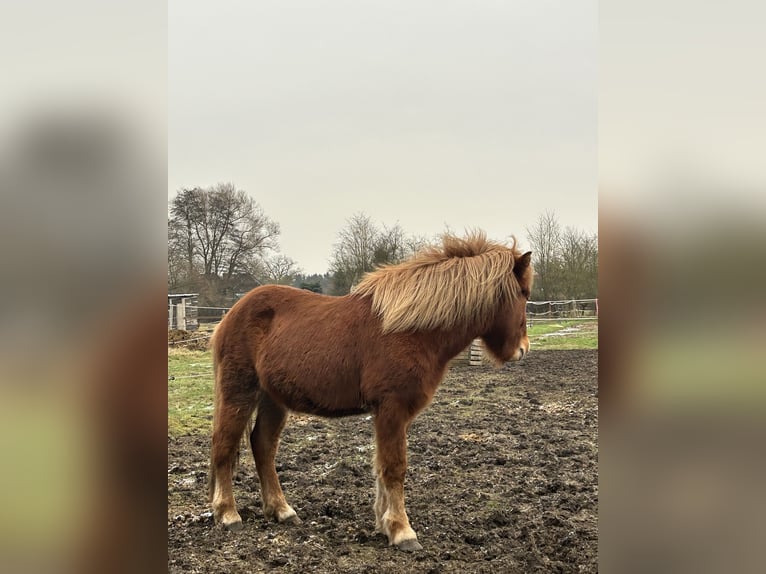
[526,298,598,319]
[169,298,598,330]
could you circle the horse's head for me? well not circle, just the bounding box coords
[481,250,533,365]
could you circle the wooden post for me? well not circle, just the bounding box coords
[469,339,483,366]
[178,298,187,331]
[168,301,174,329]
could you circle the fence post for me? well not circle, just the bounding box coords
[168,301,174,329]
[178,298,187,331]
[469,339,483,366]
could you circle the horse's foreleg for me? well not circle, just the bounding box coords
[210,391,256,531]
[250,393,300,525]
[373,468,389,533]
[374,409,422,551]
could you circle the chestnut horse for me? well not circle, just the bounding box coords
[208,232,533,551]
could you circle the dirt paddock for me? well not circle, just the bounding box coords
[168,349,598,573]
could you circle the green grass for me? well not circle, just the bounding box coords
[168,348,215,436]
[167,320,598,436]
[528,319,598,350]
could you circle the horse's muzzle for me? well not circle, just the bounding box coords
[508,346,527,362]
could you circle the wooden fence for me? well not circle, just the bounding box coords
[168,298,598,365]
[451,339,484,366]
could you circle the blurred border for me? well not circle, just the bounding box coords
[0,2,167,573]
[600,1,766,572]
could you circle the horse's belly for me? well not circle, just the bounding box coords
[264,376,368,417]
[257,354,367,417]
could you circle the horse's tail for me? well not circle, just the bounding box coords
[208,321,223,503]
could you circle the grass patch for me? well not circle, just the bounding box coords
[168,348,215,436]
[528,320,598,350]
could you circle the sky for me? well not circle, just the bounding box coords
[169,0,597,275]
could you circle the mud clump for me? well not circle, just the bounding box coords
[168,329,210,351]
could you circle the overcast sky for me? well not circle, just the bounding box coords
[169,1,596,275]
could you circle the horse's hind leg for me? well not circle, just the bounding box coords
[250,392,300,524]
[209,370,258,531]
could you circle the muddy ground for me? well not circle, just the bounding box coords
[168,349,598,573]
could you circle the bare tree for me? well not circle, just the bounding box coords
[259,254,302,285]
[168,217,191,291]
[329,214,378,294]
[329,213,424,295]
[168,183,280,304]
[526,211,598,300]
[559,227,598,299]
[526,210,563,300]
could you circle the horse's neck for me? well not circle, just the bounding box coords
[430,326,483,366]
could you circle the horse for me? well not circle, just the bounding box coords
[208,231,533,551]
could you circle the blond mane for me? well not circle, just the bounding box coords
[351,231,524,334]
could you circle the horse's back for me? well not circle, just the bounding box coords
[221,284,361,336]
[213,285,374,415]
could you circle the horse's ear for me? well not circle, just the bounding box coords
[514,251,532,275]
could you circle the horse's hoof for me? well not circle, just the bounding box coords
[280,514,302,526]
[273,506,301,525]
[222,519,244,532]
[395,538,423,552]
